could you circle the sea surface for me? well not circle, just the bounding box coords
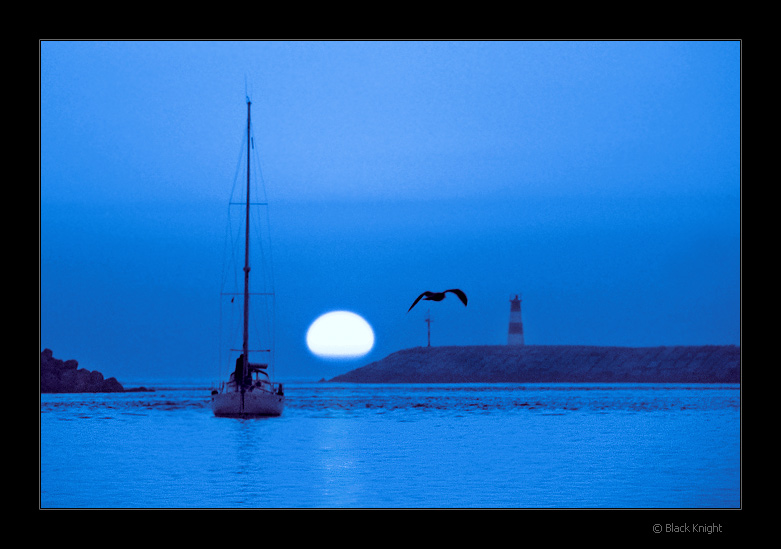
[40,382,740,509]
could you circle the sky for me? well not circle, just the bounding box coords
[40,40,741,383]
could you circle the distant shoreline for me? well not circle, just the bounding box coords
[330,344,741,384]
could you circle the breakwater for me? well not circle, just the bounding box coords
[330,345,741,383]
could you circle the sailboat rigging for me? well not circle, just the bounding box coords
[210,96,284,418]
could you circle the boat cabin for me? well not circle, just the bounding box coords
[225,356,282,395]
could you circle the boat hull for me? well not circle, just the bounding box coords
[211,389,284,418]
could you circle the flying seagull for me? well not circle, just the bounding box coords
[407,289,468,312]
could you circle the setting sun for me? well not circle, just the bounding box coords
[306,311,375,358]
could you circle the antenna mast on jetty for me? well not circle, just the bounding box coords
[424,310,432,347]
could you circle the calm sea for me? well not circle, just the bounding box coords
[40,382,740,509]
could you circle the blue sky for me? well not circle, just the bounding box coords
[40,40,741,383]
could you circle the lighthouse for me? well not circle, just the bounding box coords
[508,294,524,346]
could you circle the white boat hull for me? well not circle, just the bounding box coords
[211,389,284,418]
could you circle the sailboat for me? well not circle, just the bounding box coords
[211,96,284,418]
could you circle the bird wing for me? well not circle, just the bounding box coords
[407,291,430,312]
[445,289,468,306]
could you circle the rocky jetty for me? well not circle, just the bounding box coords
[40,349,137,393]
[330,345,741,383]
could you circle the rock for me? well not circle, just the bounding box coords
[123,386,153,392]
[40,349,127,393]
[330,344,741,384]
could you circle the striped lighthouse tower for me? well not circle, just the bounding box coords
[508,294,524,346]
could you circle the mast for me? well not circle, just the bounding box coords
[242,97,251,389]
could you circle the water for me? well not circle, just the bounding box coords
[40,383,740,509]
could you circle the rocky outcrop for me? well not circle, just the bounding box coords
[330,345,741,383]
[40,348,126,393]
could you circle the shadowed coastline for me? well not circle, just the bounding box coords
[330,345,741,383]
[40,349,153,393]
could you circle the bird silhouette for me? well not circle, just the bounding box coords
[407,289,468,312]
